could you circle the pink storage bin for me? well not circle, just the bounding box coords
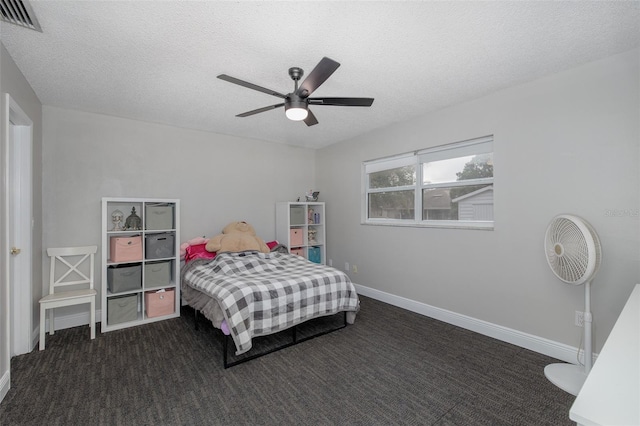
[145,288,175,318]
[290,229,303,246]
[110,236,142,263]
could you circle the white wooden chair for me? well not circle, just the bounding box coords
[39,245,97,350]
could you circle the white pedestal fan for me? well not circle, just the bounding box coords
[544,214,602,396]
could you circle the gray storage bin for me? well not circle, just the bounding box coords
[145,261,171,287]
[145,204,174,230]
[145,233,175,259]
[107,264,142,293]
[107,294,138,325]
[290,206,305,225]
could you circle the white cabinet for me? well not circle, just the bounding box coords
[101,197,180,332]
[276,202,325,265]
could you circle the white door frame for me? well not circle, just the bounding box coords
[4,93,33,357]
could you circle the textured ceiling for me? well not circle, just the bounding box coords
[1,1,638,149]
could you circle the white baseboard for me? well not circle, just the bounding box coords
[36,288,589,365]
[32,309,103,349]
[354,283,591,365]
[0,369,9,403]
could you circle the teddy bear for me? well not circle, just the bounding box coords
[205,221,270,254]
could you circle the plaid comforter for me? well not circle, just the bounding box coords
[182,251,359,354]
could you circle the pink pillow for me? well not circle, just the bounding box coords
[185,243,216,263]
[266,240,279,250]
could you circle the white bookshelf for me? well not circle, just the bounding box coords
[101,197,180,332]
[276,202,326,265]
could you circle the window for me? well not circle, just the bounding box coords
[363,136,493,229]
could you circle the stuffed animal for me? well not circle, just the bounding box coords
[206,221,270,254]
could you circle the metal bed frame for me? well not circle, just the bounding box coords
[194,309,348,369]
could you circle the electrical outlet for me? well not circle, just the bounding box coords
[575,311,584,327]
[345,262,349,272]
[328,259,333,267]
[352,265,358,273]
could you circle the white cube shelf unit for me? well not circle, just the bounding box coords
[276,202,325,265]
[101,197,180,332]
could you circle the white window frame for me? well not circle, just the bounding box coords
[362,136,494,230]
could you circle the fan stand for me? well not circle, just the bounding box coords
[544,280,593,396]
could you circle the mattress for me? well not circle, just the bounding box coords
[181,251,359,354]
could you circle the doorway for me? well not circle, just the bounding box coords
[4,94,33,357]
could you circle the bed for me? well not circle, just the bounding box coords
[181,249,359,367]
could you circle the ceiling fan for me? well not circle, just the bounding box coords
[217,57,374,126]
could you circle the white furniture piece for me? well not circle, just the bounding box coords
[569,283,640,426]
[39,245,98,350]
[276,202,326,265]
[101,197,180,332]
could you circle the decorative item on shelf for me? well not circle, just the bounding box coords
[308,228,317,244]
[111,209,124,231]
[308,208,314,223]
[124,207,142,230]
[305,190,319,202]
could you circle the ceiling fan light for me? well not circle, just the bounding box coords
[285,106,308,121]
[285,98,308,121]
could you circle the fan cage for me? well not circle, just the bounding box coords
[544,214,601,285]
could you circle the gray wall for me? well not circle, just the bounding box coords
[317,48,640,352]
[0,42,43,360]
[42,106,316,313]
[4,42,638,362]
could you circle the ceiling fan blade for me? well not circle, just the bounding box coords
[218,74,287,99]
[236,103,285,117]
[304,109,319,126]
[295,57,340,98]
[308,97,374,107]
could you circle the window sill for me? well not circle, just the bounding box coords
[362,219,494,230]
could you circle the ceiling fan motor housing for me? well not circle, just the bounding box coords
[285,95,307,110]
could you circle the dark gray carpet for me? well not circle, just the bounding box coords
[0,296,575,425]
